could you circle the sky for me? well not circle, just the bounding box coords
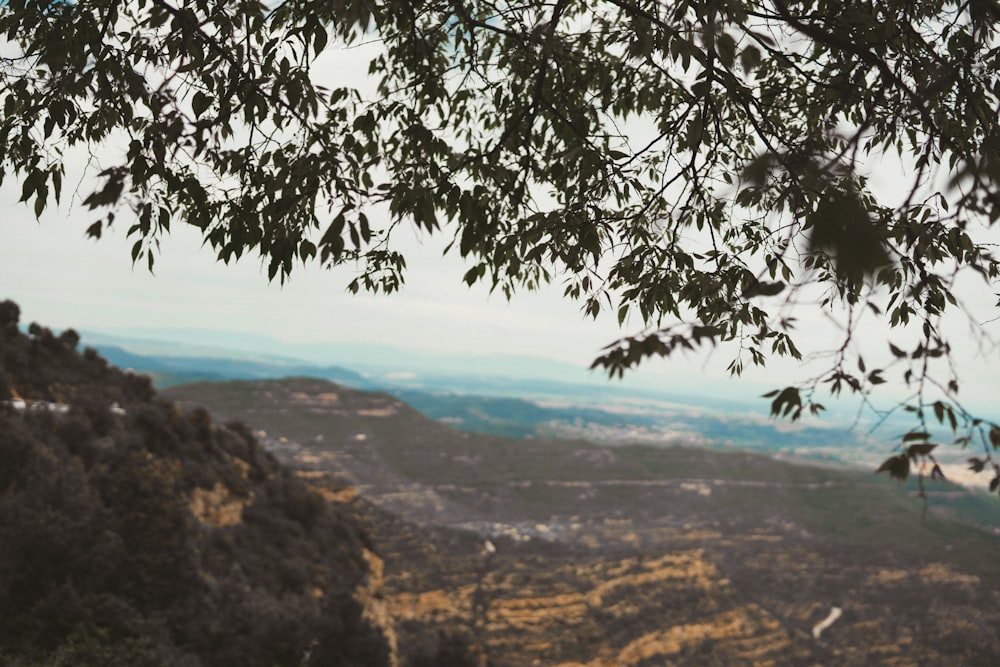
[1,186,746,392]
[2,31,999,423]
[5,179,999,423]
[0,195,619,361]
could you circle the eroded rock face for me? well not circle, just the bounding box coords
[357,548,400,667]
[380,543,802,666]
[190,482,252,526]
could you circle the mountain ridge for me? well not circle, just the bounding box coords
[72,335,905,470]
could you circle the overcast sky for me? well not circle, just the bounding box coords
[5,180,999,421]
[0,174,838,405]
[0,184,658,366]
[2,37,998,421]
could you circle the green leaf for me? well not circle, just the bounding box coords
[716,32,736,69]
[745,280,785,298]
[33,185,47,217]
[313,25,328,56]
[19,170,40,203]
[51,169,62,205]
[768,386,802,420]
[462,265,482,286]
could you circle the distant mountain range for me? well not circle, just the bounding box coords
[82,326,808,407]
[77,326,832,414]
[78,329,860,436]
[70,326,997,495]
[93,342,371,389]
[82,325,616,386]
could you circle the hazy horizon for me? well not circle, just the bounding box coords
[4,165,1000,419]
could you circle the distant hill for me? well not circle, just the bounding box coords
[81,326,749,405]
[0,301,394,667]
[165,377,1000,536]
[73,335,897,471]
[86,326,606,384]
[94,342,371,389]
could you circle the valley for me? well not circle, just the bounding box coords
[165,377,1000,666]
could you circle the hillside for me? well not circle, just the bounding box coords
[92,342,371,390]
[70,335,961,475]
[0,302,394,667]
[166,376,1000,666]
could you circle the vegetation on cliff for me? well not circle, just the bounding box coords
[0,300,392,666]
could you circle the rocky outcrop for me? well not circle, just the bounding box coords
[357,548,400,667]
[190,482,252,526]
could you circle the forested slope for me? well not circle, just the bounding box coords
[0,300,393,666]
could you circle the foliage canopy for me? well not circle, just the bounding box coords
[3,0,1000,487]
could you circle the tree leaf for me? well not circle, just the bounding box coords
[906,443,936,459]
[877,454,910,482]
[739,44,762,74]
[192,91,211,118]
